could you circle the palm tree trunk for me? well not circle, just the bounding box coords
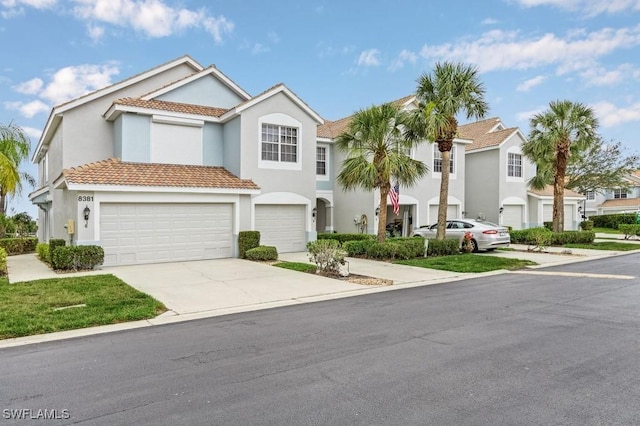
[437,146,451,240]
[378,186,389,243]
[553,149,568,233]
[0,191,6,216]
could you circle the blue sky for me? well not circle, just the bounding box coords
[2,0,640,217]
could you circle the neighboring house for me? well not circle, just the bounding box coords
[29,55,323,266]
[593,170,640,215]
[459,117,585,230]
[316,96,469,237]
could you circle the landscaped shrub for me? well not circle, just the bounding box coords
[618,224,640,239]
[365,241,407,260]
[318,233,375,244]
[387,236,426,258]
[0,237,38,255]
[579,220,594,231]
[591,213,637,229]
[342,239,376,257]
[0,247,7,275]
[245,245,278,261]
[36,243,50,264]
[307,239,346,276]
[49,239,66,263]
[527,227,553,251]
[551,231,595,245]
[51,245,104,271]
[238,231,260,259]
[543,221,553,230]
[425,239,460,256]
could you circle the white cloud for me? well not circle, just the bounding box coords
[515,107,545,122]
[516,75,546,91]
[419,25,640,79]
[21,126,42,140]
[388,49,418,71]
[580,64,640,86]
[251,43,269,54]
[357,49,381,67]
[0,0,234,42]
[4,99,49,118]
[512,0,640,16]
[591,101,640,127]
[38,63,119,105]
[481,17,499,25]
[12,77,43,95]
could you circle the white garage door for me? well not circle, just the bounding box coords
[542,204,576,230]
[101,203,233,266]
[502,205,523,230]
[429,205,459,224]
[255,205,306,253]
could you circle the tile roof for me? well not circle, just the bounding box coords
[528,185,584,198]
[598,197,640,208]
[62,158,259,190]
[457,117,520,151]
[112,97,229,118]
[317,95,415,139]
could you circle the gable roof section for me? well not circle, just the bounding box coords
[528,185,584,199]
[458,117,524,152]
[222,83,324,125]
[105,98,229,121]
[464,127,519,152]
[141,65,251,102]
[57,158,259,191]
[597,197,640,208]
[32,55,204,163]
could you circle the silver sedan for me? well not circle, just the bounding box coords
[411,219,511,252]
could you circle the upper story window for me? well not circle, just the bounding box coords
[316,146,326,175]
[39,153,48,187]
[261,124,298,163]
[433,145,455,174]
[507,153,522,178]
[585,190,595,201]
[613,188,628,199]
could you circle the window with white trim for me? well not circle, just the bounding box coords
[433,145,455,173]
[507,152,522,178]
[261,123,298,163]
[613,188,628,199]
[316,146,327,176]
[585,191,595,201]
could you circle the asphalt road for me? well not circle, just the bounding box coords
[2,253,640,425]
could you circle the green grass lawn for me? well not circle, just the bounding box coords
[396,254,537,273]
[0,275,166,339]
[273,261,317,273]
[592,227,622,234]
[564,241,640,251]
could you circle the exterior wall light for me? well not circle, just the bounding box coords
[499,207,504,215]
[83,205,91,227]
[375,207,380,217]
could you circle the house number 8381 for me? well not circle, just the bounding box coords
[78,196,93,202]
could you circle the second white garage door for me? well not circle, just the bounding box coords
[502,205,523,230]
[255,205,306,253]
[100,203,233,266]
[429,205,459,224]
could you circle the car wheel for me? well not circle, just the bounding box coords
[471,239,479,253]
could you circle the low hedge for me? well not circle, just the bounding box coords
[0,247,6,275]
[0,237,38,255]
[425,238,460,256]
[49,239,66,263]
[619,224,640,239]
[510,228,595,245]
[245,245,278,261]
[365,241,413,260]
[591,213,637,229]
[238,231,260,259]
[342,239,376,257]
[387,236,426,258]
[51,245,104,271]
[579,220,593,231]
[318,233,375,244]
[36,243,50,264]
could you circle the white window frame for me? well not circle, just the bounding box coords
[506,147,524,182]
[433,145,456,178]
[316,145,329,181]
[613,188,628,199]
[40,153,48,187]
[507,153,523,178]
[585,190,595,201]
[258,113,302,171]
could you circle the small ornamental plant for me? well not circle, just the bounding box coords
[462,232,474,253]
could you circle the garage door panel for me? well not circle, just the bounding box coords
[101,203,233,266]
[255,205,306,253]
[502,205,523,230]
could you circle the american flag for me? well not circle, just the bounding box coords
[389,182,400,216]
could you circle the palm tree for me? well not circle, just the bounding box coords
[336,103,429,242]
[409,62,488,239]
[0,122,35,215]
[522,100,598,232]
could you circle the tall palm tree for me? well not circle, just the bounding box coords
[522,100,598,232]
[0,123,35,215]
[409,62,488,239]
[336,103,429,242]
